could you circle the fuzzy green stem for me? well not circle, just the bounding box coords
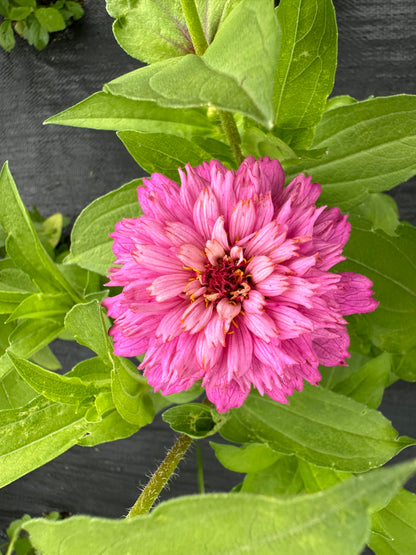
[181,0,208,55]
[196,442,205,494]
[219,111,244,166]
[127,433,193,518]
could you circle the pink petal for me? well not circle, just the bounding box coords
[246,255,275,284]
[181,297,213,333]
[148,272,189,302]
[255,274,288,297]
[334,272,379,315]
[229,198,257,243]
[205,239,226,265]
[193,187,220,240]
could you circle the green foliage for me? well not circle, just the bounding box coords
[65,178,142,275]
[162,402,226,438]
[0,0,84,51]
[273,0,337,149]
[340,217,416,353]
[105,0,280,128]
[22,460,416,555]
[220,386,414,472]
[287,95,416,210]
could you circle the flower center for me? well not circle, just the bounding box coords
[200,255,251,303]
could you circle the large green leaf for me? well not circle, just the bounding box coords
[23,460,416,555]
[339,218,416,353]
[287,95,416,209]
[211,441,280,473]
[220,386,414,472]
[107,0,242,63]
[370,488,416,555]
[0,163,81,301]
[105,0,279,128]
[9,353,100,405]
[273,0,337,149]
[45,92,214,140]
[117,131,212,181]
[6,292,74,322]
[65,179,142,275]
[0,396,89,489]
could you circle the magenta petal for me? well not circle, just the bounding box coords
[334,272,379,315]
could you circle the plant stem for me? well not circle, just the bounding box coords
[127,433,193,518]
[196,442,205,494]
[219,111,244,166]
[181,0,208,55]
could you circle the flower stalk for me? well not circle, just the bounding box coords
[127,433,193,518]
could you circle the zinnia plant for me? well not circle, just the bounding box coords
[1,0,416,553]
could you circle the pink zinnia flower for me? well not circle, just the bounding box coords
[103,157,378,413]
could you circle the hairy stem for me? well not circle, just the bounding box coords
[219,111,244,166]
[127,433,193,518]
[181,0,208,55]
[196,442,205,494]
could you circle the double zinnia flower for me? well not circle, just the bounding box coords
[103,157,378,412]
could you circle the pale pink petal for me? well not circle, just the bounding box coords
[148,272,189,301]
[211,216,230,250]
[177,243,207,271]
[181,297,214,333]
[243,311,278,342]
[255,274,288,297]
[133,245,183,273]
[242,289,266,315]
[193,187,220,239]
[229,198,257,243]
[216,298,241,322]
[205,239,226,265]
[165,221,205,249]
[246,255,275,284]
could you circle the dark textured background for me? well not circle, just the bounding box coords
[0,0,415,552]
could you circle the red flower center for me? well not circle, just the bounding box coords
[200,255,251,303]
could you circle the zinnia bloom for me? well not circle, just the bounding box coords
[103,157,378,413]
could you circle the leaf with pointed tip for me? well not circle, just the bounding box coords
[45,92,215,139]
[23,460,416,555]
[273,0,337,149]
[7,292,74,322]
[9,353,101,405]
[162,403,225,438]
[210,441,280,473]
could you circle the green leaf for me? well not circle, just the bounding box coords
[78,406,139,447]
[65,178,142,275]
[7,292,74,322]
[64,301,112,363]
[68,357,111,386]
[0,0,9,18]
[242,455,305,495]
[241,126,299,161]
[162,403,225,439]
[0,163,80,301]
[22,13,49,50]
[148,382,204,413]
[9,353,100,405]
[273,0,337,149]
[351,193,400,237]
[391,348,416,382]
[369,488,416,555]
[64,1,83,20]
[339,218,416,353]
[23,460,416,555]
[111,356,154,427]
[210,441,280,473]
[325,94,357,111]
[34,212,64,250]
[287,95,416,210]
[0,367,36,411]
[0,319,64,380]
[9,6,32,20]
[107,0,242,63]
[29,345,61,370]
[105,0,280,128]
[0,396,89,488]
[118,131,212,181]
[0,20,15,52]
[45,92,214,139]
[35,7,66,32]
[0,267,38,313]
[220,386,414,473]
[329,352,392,409]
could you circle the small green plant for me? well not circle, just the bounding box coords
[0,0,83,52]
